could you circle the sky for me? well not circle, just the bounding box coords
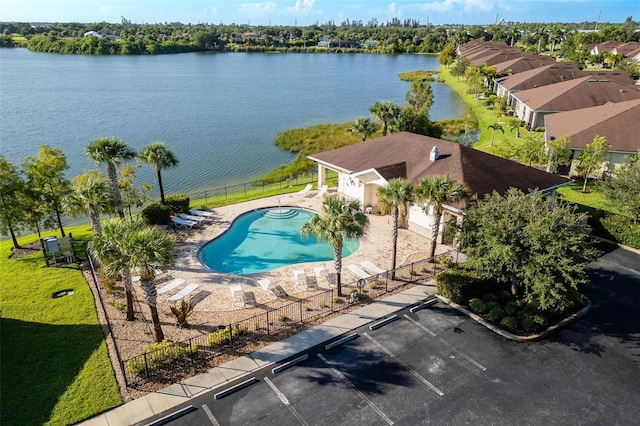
[0,0,638,26]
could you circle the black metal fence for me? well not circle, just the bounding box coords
[119,252,459,387]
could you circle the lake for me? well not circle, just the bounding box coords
[0,49,465,199]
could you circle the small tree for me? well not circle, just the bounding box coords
[137,141,179,204]
[516,135,545,167]
[576,136,611,191]
[369,101,400,137]
[601,150,640,222]
[347,117,377,142]
[377,178,414,274]
[487,123,504,147]
[119,164,152,219]
[65,171,115,235]
[545,136,572,173]
[0,155,27,248]
[415,176,468,259]
[300,195,369,296]
[438,42,457,68]
[21,145,71,237]
[461,188,597,312]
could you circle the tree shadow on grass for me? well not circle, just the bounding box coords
[0,318,118,426]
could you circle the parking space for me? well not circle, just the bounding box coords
[139,247,640,425]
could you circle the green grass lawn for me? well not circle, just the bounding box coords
[0,228,122,426]
[556,181,616,213]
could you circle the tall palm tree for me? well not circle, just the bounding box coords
[377,178,414,274]
[369,101,400,136]
[89,218,145,322]
[65,170,115,234]
[347,117,378,142]
[300,195,369,296]
[125,220,175,342]
[137,141,179,204]
[488,123,504,147]
[415,176,469,259]
[86,137,136,219]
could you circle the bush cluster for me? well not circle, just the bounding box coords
[127,340,197,374]
[140,203,171,225]
[207,324,249,348]
[436,267,498,304]
[164,194,190,214]
[600,215,640,249]
[466,292,556,335]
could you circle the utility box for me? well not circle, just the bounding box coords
[44,237,60,254]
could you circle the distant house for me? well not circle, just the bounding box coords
[308,132,569,240]
[612,41,640,57]
[510,75,640,130]
[544,99,640,175]
[590,41,623,56]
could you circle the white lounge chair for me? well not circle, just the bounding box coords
[314,266,328,280]
[360,260,386,275]
[157,278,185,295]
[298,183,312,194]
[230,284,244,307]
[171,217,198,229]
[257,279,271,293]
[347,264,371,279]
[293,269,307,289]
[167,283,199,302]
[316,184,328,198]
[179,213,207,223]
[190,208,216,218]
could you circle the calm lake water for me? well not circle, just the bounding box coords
[0,49,464,198]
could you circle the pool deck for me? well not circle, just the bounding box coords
[162,188,446,313]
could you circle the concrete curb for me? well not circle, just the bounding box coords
[435,294,592,342]
[591,235,640,255]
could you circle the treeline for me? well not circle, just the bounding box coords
[1,18,638,55]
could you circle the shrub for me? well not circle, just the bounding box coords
[485,301,502,312]
[233,324,248,336]
[600,215,640,249]
[253,321,261,331]
[169,299,194,328]
[141,202,171,225]
[108,300,125,312]
[164,194,190,214]
[437,253,454,268]
[332,296,344,304]
[495,290,512,304]
[436,268,482,304]
[520,314,547,334]
[208,327,231,347]
[278,314,289,322]
[482,293,498,303]
[127,340,196,374]
[468,298,487,313]
[305,304,313,311]
[504,301,519,316]
[500,316,518,331]
[487,307,505,322]
[369,280,380,289]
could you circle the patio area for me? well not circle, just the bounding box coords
[161,187,444,313]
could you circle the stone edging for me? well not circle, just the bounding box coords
[435,294,592,342]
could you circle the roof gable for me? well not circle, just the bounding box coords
[544,99,640,152]
[497,62,587,91]
[308,132,569,208]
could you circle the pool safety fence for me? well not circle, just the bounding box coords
[104,252,459,387]
[185,169,329,206]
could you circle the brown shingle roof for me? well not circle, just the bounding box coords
[544,99,640,152]
[497,62,587,91]
[512,76,640,111]
[308,132,569,208]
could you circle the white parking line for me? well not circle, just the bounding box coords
[404,314,487,371]
[264,377,308,425]
[363,332,444,396]
[201,404,220,426]
[317,353,394,425]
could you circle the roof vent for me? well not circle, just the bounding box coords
[430,146,440,161]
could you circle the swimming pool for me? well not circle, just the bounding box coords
[198,207,359,274]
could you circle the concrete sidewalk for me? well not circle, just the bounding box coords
[79,281,437,426]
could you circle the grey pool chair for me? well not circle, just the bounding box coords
[257,279,271,293]
[167,283,199,302]
[171,217,198,229]
[360,260,386,275]
[298,184,312,194]
[190,208,216,219]
[347,264,371,280]
[157,278,185,295]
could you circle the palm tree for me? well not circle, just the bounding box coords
[86,137,136,219]
[137,141,179,204]
[65,170,115,234]
[125,220,175,342]
[488,123,504,147]
[377,178,414,275]
[347,117,378,142]
[89,218,144,321]
[415,176,469,259]
[369,101,400,137]
[300,195,369,296]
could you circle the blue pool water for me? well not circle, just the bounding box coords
[198,207,359,274]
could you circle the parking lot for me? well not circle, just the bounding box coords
[139,244,640,425]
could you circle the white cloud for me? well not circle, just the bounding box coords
[238,2,277,14]
[285,0,315,14]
